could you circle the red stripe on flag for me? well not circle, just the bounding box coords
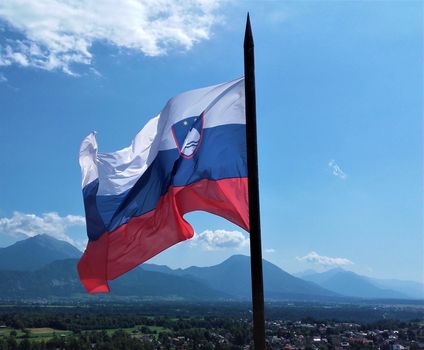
[78,177,249,294]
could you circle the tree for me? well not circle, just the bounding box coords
[18,338,31,350]
[22,329,31,338]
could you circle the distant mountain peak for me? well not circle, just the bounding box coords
[14,233,59,245]
[301,268,411,299]
[33,233,55,240]
[0,234,81,271]
[227,254,248,259]
[328,267,350,274]
[221,254,249,264]
[28,234,54,243]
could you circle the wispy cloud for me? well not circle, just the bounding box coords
[297,251,353,267]
[265,248,276,254]
[0,0,223,75]
[191,229,249,251]
[89,67,102,78]
[0,212,86,249]
[328,159,347,179]
[0,72,6,82]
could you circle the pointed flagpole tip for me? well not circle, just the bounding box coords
[244,13,254,49]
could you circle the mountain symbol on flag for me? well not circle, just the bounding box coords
[171,113,204,158]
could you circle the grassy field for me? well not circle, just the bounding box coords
[0,327,72,342]
[0,324,169,342]
[103,325,170,339]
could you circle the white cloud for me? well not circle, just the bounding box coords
[0,72,7,82]
[0,211,86,249]
[328,159,347,179]
[0,0,223,74]
[265,248,276,254]
[297,251,353,267]
[191,229,249,251]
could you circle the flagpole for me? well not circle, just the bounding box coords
[244,13,266,349]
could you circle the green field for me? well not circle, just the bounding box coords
[0,324,169,342]
[103,325,170,339]
[0,327,72,342]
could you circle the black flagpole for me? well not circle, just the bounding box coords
[244,13,266,349]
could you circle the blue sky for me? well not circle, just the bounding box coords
[0,1,422,283]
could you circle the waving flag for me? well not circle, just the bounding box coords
[78,78,248,293]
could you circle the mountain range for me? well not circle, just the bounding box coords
[141,255,338,301]
[0,234,421,301]
[297,268,424,300]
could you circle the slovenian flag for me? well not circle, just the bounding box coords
[78,78,248,293]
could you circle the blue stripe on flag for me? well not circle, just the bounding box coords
[83,124,247,240]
